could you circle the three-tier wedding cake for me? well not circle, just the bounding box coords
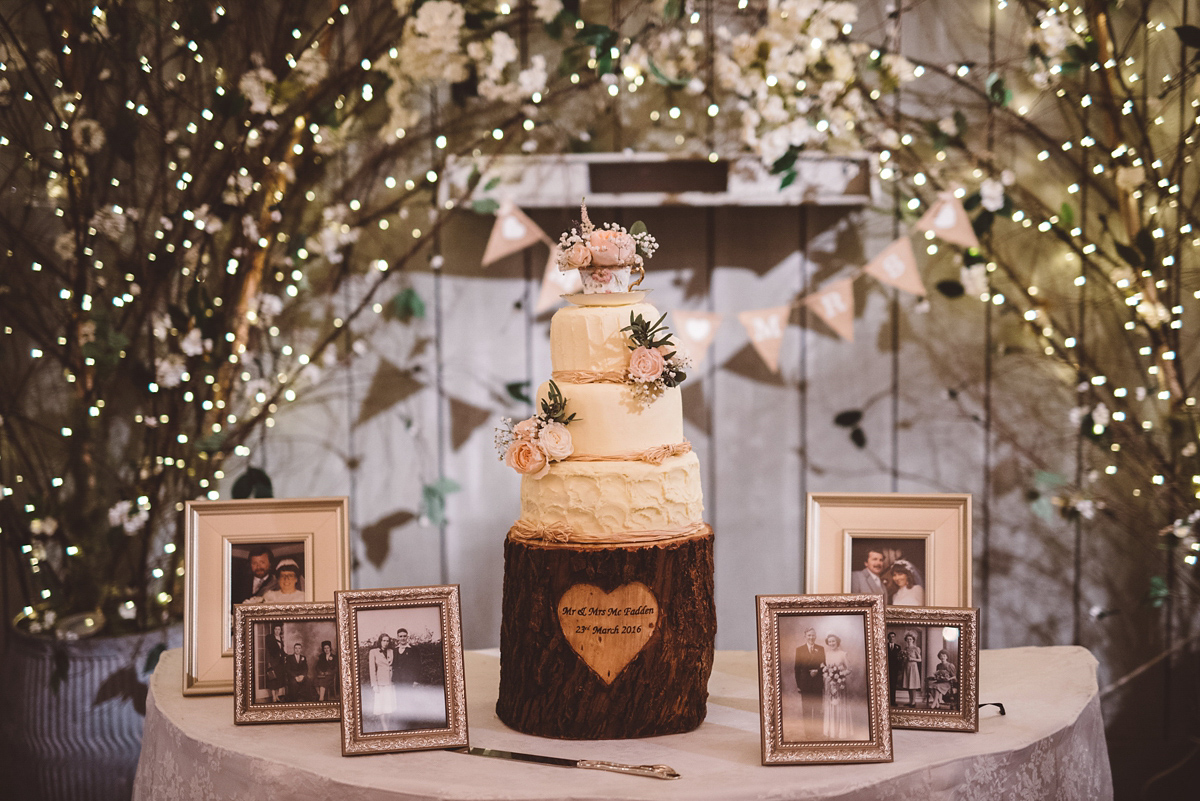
[495,206,716,739]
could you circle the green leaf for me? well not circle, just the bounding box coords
[232,467,273,499]
[472,198,500,215]
[483,176,502,191]
[505,381,531,404]
[985,73,1011,106]
[1147,575,1169,608]
[143,643,167,675]
[850,427,867,449]
[962,192,982,211]
[646,55,690,88]
[1059,202,1075,230]
[389,288,426,323]
[779,169,799,189]
[952,110,967,135]
[421,478,462,527]
[771,147,798,175]
[936,280,965,298]
[834,410,863,428]
[1175,25,1200,49]
[972,210,995,237]
[663,0,685,19]
[629,221,648,237]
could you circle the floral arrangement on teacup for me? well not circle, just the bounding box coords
[495,381,577,479]
[623,312,690,406]
[557,201,659,294]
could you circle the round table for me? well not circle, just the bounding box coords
[134,646,1112,801]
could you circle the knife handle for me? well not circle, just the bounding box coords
[576,760,681,780]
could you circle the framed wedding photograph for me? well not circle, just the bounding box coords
[805,492,972,607]
[336,585,468,756]
[233,602,341,724]
[183,497,350,695]
[756,594,892,765]
[885,606,980,732]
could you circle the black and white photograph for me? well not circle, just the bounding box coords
[354,605,448,734]
[757,594,892,765]
[885,607,980,732]
[779,613,872,743]
[233,602,342,724]
[336,585,468,755]
[848,537,927,606]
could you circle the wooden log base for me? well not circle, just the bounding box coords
[497,526,715,739]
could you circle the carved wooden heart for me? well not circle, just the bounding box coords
[557,582,659,685]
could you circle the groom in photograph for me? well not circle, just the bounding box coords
[851,548,887,597]
[794,628,826,740]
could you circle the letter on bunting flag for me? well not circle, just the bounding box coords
[481,200,549,267]
[863,236,924,296]
[914,193,980,250]
[535,246,582,314]
[737,306,790,373]
[669,310,723,368]
[803,277,856,341]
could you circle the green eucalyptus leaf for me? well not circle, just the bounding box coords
[472,198,500,215]
[629,220,648,236]
[389,288,426,323]
[505,381,531,404]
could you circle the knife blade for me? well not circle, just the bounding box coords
[459,747,680,780]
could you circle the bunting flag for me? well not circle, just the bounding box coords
[915,193,980,250]
[535,246,582,314]
[481,200,549,267]
[737,306,790,373]
[804,277,856,341]
[670,310,723,368]
[863,236,924,296]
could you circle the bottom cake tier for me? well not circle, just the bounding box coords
[496,526,715,739]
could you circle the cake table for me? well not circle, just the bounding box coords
[134,646,1112,800]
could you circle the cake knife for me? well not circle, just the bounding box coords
[458,747,681,780]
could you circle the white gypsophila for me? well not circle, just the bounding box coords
[238,65,277,115]
[71,118,106,152]
[156,353,187,388]
[518,55,548,97]
[180,328,211,357]
[242,214,259,242]
[980,178,1005,212]
[533,0,562,23]
[29,517,58,536]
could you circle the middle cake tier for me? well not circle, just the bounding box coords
[535,380,683,457]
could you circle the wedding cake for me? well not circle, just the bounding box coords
[495,206,715,739]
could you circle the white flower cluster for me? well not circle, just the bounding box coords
[1026,9,1082,88]
[238,62,278,115]
[306,204,361,264]
[108,500,149,535]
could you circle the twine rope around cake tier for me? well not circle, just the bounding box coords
[565,440,691,466]
[551,370,629,384]
[508,520,709,546]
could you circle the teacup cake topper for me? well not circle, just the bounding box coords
[557,200,658,294]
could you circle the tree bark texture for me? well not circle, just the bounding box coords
[497,527,716,739]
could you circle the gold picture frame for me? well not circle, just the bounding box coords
[233,602,341,724]
[884,606,980,732]
[183,497,350,695]
[336,585,468,756]
[805,492,972,607]
[756,594,893,765]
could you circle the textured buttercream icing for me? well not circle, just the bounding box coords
[519,453,703,538]
[535,380,683,457]
[550,303,661,374]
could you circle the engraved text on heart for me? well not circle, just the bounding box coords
[557,583,659,685]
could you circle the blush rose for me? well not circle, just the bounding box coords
[588,230,635,266]
[562,242,592,270]
[505,439,549,478]
[628,346,666,382]
[537,421,573,461]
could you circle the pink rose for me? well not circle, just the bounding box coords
[537,421,573,461]
[628,346,666,382]
[513,417,537,441]
[588,229,635,266]
[562,242,592,271]
[505,439,549,477]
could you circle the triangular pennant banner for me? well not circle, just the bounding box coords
[670,310,723,368]
[356,359,425,427]
[915,193,979,250]
[481,200,549,267]
[737,305,790,373]
[804,277,856,341]
[863,236,924,296]
[535,247,582,314]
[449,395,494,451]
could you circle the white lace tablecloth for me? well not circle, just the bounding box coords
[134,646,1111,801]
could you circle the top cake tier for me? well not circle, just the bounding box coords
[550,302,660,374]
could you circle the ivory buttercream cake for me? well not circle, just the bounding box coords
[495,205,715,739]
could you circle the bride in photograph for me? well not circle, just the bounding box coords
[821,634,852,739]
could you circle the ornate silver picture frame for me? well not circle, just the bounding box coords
[233,602,341,724]
[884,606,980,732]
[757,594,893,765]
[336,585,468,755]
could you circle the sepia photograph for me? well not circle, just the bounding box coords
[227,541,310,652]
[233,602,341,724]
[885,606,980,732]
[336,585,468,755]
[757,594,892,765]
[848,537,927,606]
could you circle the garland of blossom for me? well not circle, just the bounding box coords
[623,311,690,407]
[495,380,576,479]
